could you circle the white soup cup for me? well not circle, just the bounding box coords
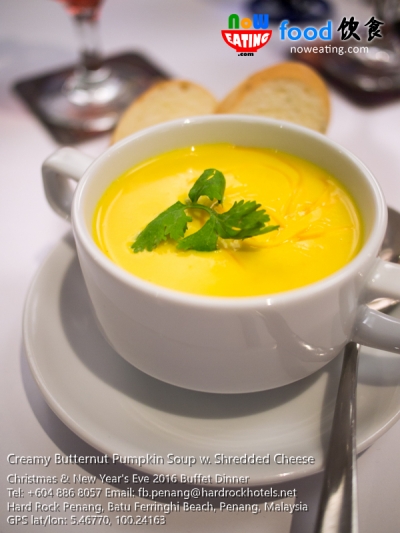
[42,116,400,393]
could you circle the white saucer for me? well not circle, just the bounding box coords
[23,235,400,485]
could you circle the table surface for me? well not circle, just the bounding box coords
[1,1,400,532]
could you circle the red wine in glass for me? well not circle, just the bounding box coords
[56,0,103,17]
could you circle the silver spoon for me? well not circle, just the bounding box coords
[315,207,400,532]
[314,341,360,533]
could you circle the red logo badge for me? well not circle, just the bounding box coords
[222,14,272,54]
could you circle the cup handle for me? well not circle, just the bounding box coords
[42,147,94,221]
[353,258,400,353]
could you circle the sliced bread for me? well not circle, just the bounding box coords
[111,80,217,144]
[215,62,330,133]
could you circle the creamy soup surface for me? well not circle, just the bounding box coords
[93,144,362,297]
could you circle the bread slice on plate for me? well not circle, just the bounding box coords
[111,80,217,143]
[216,62,330,133]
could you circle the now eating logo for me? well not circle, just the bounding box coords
[222,14,272,54]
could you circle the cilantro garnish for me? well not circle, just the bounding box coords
[132,168,279,253]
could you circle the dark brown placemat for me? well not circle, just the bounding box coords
[13,52,169,144]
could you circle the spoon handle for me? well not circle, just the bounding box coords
[314,342,360,533]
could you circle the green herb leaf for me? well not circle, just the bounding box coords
[131,169,279,253]
[177,216,219,252]
[132,201,191,252]
[216,200,280,240]
[176,201,279,252]
[188,168,225,204]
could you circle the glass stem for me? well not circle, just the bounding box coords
[73,8,103,74]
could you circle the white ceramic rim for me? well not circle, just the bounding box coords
[72,115,387,309]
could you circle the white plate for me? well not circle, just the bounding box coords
[23,235,400,486]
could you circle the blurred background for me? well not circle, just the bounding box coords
[1,2,400,533]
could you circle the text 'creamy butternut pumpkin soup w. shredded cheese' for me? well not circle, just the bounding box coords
[93,144,362,297]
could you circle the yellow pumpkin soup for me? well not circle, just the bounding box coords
[93,144,362,297]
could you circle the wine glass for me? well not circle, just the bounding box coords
[38,0,146,133]
[345,0,400,90]
[297,0,400,98]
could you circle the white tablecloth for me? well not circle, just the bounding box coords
[1,1,400,531]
